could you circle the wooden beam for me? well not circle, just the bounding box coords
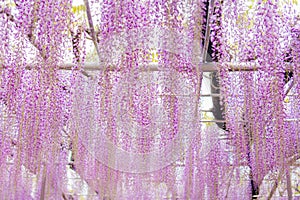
[0,62,295,72]
[202,0,215,62]
[286,165,293,200]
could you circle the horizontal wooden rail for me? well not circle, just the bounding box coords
[0,62,295,72]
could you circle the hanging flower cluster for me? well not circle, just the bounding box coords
[213,0,300,195]
[0,0,216,199]
[0,0,299,199]
[1,0,72,199]
[69,0,210,198]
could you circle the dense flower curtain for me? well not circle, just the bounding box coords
[213,0,300,198]
[0,0,299,199]
[0,0,214,199]
[69,1,208,199]
[0,0,72,199]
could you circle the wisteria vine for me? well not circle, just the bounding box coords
[0,0,299,199]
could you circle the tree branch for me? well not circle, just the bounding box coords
[84,0,101,61]
[267,154,300,200]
